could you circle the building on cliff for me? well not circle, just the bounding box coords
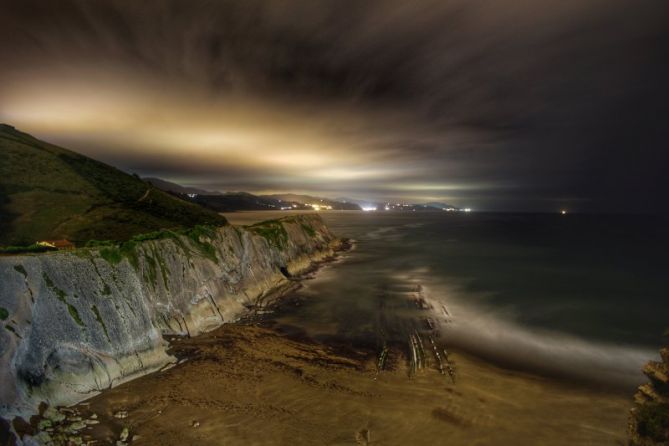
[36,240,75,250]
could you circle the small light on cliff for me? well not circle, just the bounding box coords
[561,210,567,215]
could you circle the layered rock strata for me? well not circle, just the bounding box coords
[0,215,341,417]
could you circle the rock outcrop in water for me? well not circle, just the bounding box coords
[629,346,669,445]
[0,214,341,418]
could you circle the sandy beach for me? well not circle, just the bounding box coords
[24,320,631,446]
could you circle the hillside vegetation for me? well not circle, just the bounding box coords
[0,124,226,246]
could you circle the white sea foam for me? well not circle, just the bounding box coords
[424,281,655,389]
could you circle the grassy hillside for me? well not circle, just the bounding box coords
[0,124,226,246]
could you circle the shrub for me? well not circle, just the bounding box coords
[99,247,123,264]
[0,244,53,254]
[636,402,669,441]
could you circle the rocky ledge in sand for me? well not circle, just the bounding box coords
[629,346,669,445]
[6,323,631,446]
[0,214,345,420]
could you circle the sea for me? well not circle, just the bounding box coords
[224,211,669,390]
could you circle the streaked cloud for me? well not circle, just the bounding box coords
[0,0,667,211]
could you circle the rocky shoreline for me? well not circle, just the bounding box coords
[0,215,345,424]
[3,321,633,446]
[0,212,645,446]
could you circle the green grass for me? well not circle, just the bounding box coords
[184,225,219,262]
[89,224,222,269]
[301,222,316,237]
[13,264,28,277]
[91,305,110,341]
[248,220,288,249]
[144,251,159,287]
[99,247,123,265]
[0,244,53,254]
[67,305,85,327]
[42,272,85,327]
[0,124,226,246]
[42,273,67,302]
[247,215,320,248]
[86,240,116,247]
[119,242,140,270]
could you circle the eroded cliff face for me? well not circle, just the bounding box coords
[0,215,340,417]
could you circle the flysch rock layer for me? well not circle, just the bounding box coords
[0,214,341,417]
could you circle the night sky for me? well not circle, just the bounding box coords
[1,0,667,212]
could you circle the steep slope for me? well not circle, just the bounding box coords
[0,124,226,246]
[0,214,342,417]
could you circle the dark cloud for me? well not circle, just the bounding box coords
[1,0,667,212]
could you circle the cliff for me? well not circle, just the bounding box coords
[0,214,341,418]
[629,347,669,445]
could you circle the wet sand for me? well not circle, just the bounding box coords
[51,322,631,445]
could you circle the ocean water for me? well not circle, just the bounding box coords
[225,211,669,390]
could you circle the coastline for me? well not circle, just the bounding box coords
[14,322,631,446]
[225,211,654,392]
[0,215,342,420]
[1,212,641,444]
[8,234,634,445]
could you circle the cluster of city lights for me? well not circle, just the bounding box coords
[309,203,333,211]
[359,203,472,212]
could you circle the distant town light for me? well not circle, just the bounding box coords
[561,210,567,215]
[361,206,376,212]
[463,208,472,212]
[309,203,332,211]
